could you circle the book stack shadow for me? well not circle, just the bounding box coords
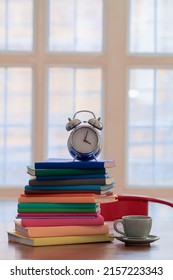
[8,158,117,246]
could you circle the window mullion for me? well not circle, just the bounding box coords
[153,69,157,185]
[2,69,8,183]
[33,0,47,162]
[105,0,128,192]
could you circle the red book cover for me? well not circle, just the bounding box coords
[21,214,104,227]
[17,212,98,218]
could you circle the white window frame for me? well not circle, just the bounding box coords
[1,0,173,199]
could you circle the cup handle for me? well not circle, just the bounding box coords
[113,219,125,236]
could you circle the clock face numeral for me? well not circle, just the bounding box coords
[71,127,98,154]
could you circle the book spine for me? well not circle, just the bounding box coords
[35,162,104,169]
[18,196,96,203]
[21,216,104,227]
[15,224,109,238]
[28,178,107,186]
[36,174,106,181]
[25,185,103,190]
[8,232,114,246]
[29,168,106,176]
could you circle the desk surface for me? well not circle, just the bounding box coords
[0,200,173,260]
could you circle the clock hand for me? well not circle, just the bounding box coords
[84,139,91,145]
[83,130,91,144]
[84,130,89,141]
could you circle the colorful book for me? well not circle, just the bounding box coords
[8,231,114,246]
[27,166,106,177]
[34,158,115,169]
[18,193,117,204]
[24,188,114,195]
[14,220,109,237]
[19,214,104,227]
[25,184,115,191]
[17,202,99,213]
[16,212,98,219]
[28,176,114,186]
[36,173,107,181]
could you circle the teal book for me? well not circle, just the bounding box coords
[27,166,106,176]
[34,158,115,169]
[36,174,107,181]
[24,184,115,195]
[24,184,115,191]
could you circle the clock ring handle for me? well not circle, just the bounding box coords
[73,110,103,130]
[73,110,96,119]
[66,110,96,131]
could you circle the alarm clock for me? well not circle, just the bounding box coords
[66,110,103,161]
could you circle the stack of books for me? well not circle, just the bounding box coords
[8,158,117,246]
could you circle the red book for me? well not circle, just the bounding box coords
[17,212,98,218]
[21,214,104,227]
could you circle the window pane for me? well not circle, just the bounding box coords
[48,0,103,52]
[0,0,33,51]
[128,69,173,187]
[157,0,173,52]
[129,0,173,53]
[47,67,102,157]
[0,67,32,186]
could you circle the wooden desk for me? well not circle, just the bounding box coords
[0,200,173,260]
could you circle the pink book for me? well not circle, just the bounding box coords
[17,212,98,218]
[21,214,104,227]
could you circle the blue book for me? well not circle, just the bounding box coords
[34,158,115,169]
[36,174,107,181]
[25,184,115,191]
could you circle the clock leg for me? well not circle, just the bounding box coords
[73,155,78,161]
[93,155,97,161]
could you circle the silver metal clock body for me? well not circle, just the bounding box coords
[67,125,102,161]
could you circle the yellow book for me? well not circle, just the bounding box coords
[8,231,114,247]
[14,220,109,237]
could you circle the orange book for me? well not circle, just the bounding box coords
[18,193,117,204]
[14,220,109,237]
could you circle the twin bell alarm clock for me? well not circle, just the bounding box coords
[66,110,103,161]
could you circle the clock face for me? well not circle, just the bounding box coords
[71,126,99,154]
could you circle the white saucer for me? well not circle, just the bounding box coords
[115,235,160,246]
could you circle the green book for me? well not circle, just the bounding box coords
[18,208,98,213]
[27,165,106,176]
[18,203,97,208]
[17,202,99,213]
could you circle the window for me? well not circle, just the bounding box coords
[0,0,103,191]
[0,0,33,51]
[48,0,103,52]
[1,0,173,199]
[128,69,173,187]
[127,0,173,193]
[0,67,32,185]
[129,0,173,53]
